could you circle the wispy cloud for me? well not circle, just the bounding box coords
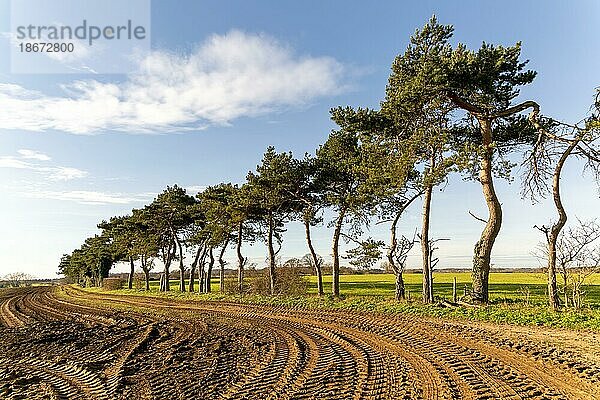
[17,149,51,161]
[0,151,86,181]
[0,31,347,134]
[24,190,153,205]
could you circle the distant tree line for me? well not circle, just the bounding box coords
[58,17,600,309]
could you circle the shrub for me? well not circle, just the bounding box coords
[250,268,308,296]
[102,277,125,290]
[134,273,146,290]
[222,268,308,296]
[224,276,244,295]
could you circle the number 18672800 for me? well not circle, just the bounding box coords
[19,42,75,53]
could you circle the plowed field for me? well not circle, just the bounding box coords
[1,286,598,399]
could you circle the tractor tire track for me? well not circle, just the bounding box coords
[0,286,598,399]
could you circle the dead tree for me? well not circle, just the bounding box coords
[416,236,449,302]
[3,272,34,288]
[523,101,600,310]
[379,186,423,301]
[140,254,154,291]
[388,234,417,301]
[553,221,600,308]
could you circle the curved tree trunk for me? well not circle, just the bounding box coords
[236,222,244,293]
[546,139,579,310]
[162,244,174,292]
[267,212,277,295]
[472,118,502,304]
[128,256,135,289]
[198,264,205,294]
[421,184,433,303]
[219,238,230,293]
[395,272,405,301]
[141,255,150,291]
[143,267,150,291]
[206,246,214,293]
[388,211,403,301]
[304,218,323,296]
[332,207,346,297]
[188,245,204,293]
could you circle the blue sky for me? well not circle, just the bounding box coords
[0,0,599,278]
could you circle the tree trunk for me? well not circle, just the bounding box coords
[143,267,150,291]
[198,259,205,294]
[219,238,229,293]
[188,245,204,293]
[236,222,244,293]
[177,239,185,292]
[162,245,174,292]
[421,184,433,304]
[140,255,150,290]
[206,247,214,293]
[563,272,569,307]
[472,118,502,304]
[546,139,578,310]
[128,256,135,289]
[304,218,323,296]
[395,273,405,301]
[452,277,457,303]
[267,212,277,295]
[332,207,346,297]
[388,211,404,301]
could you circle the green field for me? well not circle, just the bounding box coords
[309,273,600,304]
[145,272,600,305]
[100,272,600,331]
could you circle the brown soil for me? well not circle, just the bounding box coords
[0,286,598,399]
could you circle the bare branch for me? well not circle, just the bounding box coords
[468,210,487,224]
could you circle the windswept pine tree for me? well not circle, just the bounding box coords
[246,147,304,295]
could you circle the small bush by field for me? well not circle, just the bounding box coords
[223,268,308,296]
[102,277,125,290]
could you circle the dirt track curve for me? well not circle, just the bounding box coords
[0,286,598,400]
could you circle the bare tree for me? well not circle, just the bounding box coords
[140,254,154,291]
[377,185,423,301]
[300,253,324,285]
[523,100,600,310]
[416,236,449,302]
[555,221,600,308]
[4,272,34,288]
[388,234,417,301]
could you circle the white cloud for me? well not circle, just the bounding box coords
[45,166,87,180]
[24,190,152,205]
[17,149,51,161]
[0,31,346,134]
[0,152,87,181]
